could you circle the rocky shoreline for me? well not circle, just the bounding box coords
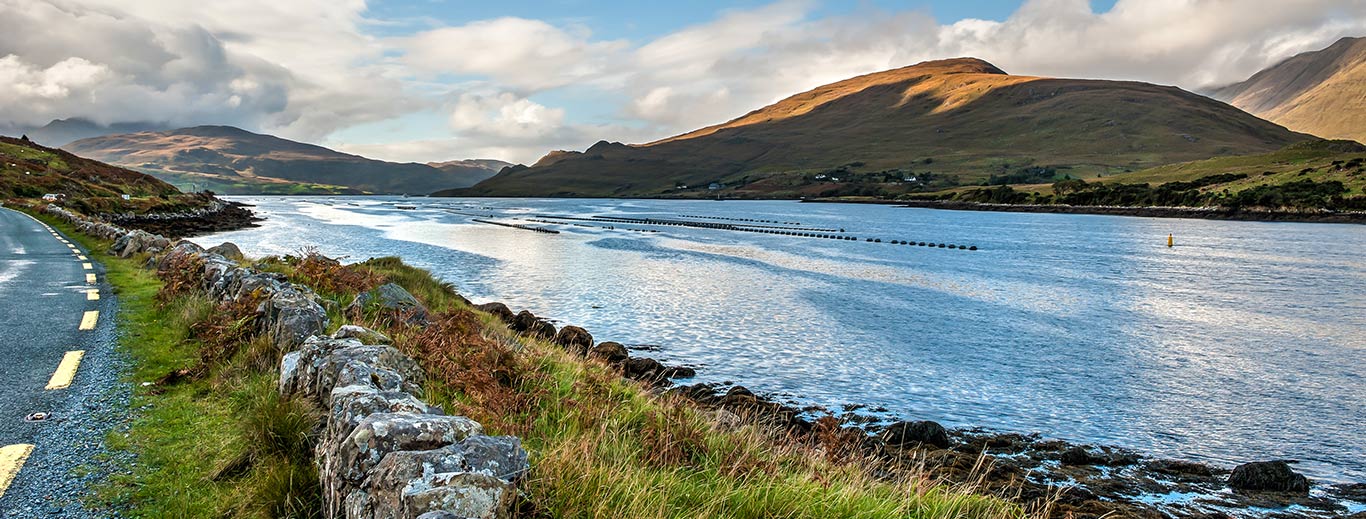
[38,201,1364,518]
[459,301,1364,518]
[101,195,261,238]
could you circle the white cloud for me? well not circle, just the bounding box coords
[448,92,566,138]
[4,0,1366,165]
[399,17,629,91]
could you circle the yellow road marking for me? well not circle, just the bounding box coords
[87,289,99,301]
[45,350,86,390]
[0,444,34,499]
[86,273,96,284]
[79,311,98,330]
[82,262,93,270]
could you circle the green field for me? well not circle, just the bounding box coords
[138,169,364,195]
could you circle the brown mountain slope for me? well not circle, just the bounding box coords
[458,58,1306,198]
[1210,37,1366,143]
[65,126,488,195]
[2,135,178,199]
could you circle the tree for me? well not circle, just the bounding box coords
[1052,178,1088,195]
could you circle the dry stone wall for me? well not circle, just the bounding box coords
[42,204,529,519]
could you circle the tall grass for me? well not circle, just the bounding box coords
[41,211,1028,519]
[36,214,322,518]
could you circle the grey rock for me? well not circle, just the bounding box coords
[348,283,430,325]
[263,287,328,349]
[326,385,429,445]
[108,230,168,258]
[333,324,392,345]
[284,338,424,407]
[345,436,528,517]
[323,412,485,516]
[206,242,244,261]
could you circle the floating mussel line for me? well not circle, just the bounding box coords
[551,214,842,233]
[446,209,497,218]
[524,218,659,233]
[470,218,560,234]
[675,214,801,226]
[525,214,979,251]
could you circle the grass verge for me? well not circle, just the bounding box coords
[36,212,1027,519]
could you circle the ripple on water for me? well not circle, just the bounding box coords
[202,196,1366,484]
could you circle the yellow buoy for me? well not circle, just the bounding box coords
[1167,234,1174,248]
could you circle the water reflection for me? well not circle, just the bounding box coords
[202,196,1366,483]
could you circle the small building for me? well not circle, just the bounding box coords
[815,174,827,180]
[121,194,131,200]
[708,182,722,190]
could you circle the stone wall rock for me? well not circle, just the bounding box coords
[285,333,528,519]
[45,206,531,519]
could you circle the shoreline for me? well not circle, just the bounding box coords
[813,198,1366,224]
[37,201,1366,518]
[187,198,1365,517]
[255,193,1366,225]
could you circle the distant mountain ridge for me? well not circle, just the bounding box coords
[0,118,172,148]
[457,58,1307,198]
[425,159,510,187]
[1210,37,1366,144]
[65,126,506,195]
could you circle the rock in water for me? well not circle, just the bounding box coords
[881,420,951,449]
[624,357,665,382]
[1228,461,1310,493]
[589,342,629,364]
[347,283,430,325]
[510,310,555,339]
[474,302,515,323]
[553,326,593,356]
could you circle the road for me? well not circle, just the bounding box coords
[0,207,128,517]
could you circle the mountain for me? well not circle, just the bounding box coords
[1209,37,1366,144]
[1,134,179,199]
[454,58,1306,198]
[64,126,489,195]
[0,118,172,148]
[425,159,511,188]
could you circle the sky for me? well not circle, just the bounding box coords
[1,0,1364,165]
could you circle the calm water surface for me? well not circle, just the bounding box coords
[201,197,1366,483]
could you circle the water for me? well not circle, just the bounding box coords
[200,196,1366,483]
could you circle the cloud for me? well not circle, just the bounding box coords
[4,0,1366,165]
[0,0,414,140]
[399,17,629,91]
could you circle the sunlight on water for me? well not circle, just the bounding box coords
[202,196,1366,483]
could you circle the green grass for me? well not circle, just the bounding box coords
[140,169,362,195]
[35,212,319,518]
[1098,140,1366,195]
[30,212,1026,519]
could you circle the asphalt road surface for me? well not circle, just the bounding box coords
[0,207,129,517]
